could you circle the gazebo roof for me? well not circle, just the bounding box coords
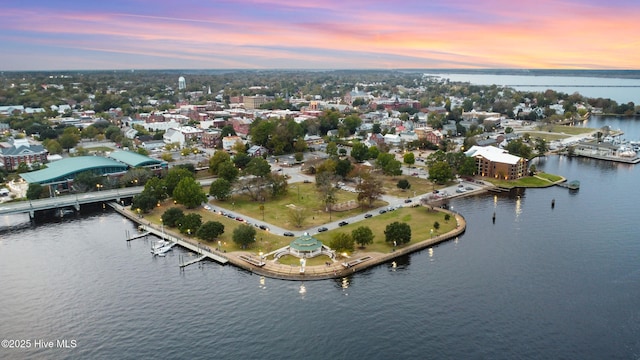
[289,233,323,252]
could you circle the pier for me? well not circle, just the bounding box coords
[110,202,228,265]
[126,230,151,241]
[179,255,208,268]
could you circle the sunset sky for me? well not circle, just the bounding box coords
[2,0,639,71]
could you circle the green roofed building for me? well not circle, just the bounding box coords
[20,156,128,187]
[19,151,167,193]
[107,150,167,170]
[288,232,334,259]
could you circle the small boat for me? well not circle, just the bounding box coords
[151,240,171,252]
[151,242,175,256]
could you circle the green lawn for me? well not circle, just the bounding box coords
[143,201,458,257]
[209,182,387,230]
[550,125,595,135]
[313,206,458,254]
[535,172,563,182]
[485,174,559,188]
[380,175,437,198]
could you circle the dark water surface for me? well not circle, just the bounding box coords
[2,120,640,359]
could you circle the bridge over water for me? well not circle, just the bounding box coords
[0,187,144,218]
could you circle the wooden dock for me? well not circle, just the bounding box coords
[136,224,228,265]
[179,255,208,268]
[127,231,151,241]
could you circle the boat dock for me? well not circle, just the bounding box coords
[137,223,229,265]
[126,230,151,241]
[179,255,208,268]
[556,180,580,190]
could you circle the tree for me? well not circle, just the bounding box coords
[164,167,194,194]
[59,132,79,151]
[233,152,252,169]
[368,146,380,160]
[172,177,207,209]
[397,179,411,191]
[403,152,415,165]
[162,208,184,227]
[197,221,225,241]
[433,221,440,232]
[384,221,412,245]
[351,142,368,162]
[383,159,402,176]
[233,224,256,249]
[316,172,338,220]
[428,161,454,184]
[26,183,44,200]
[288,207,308,228]
[73,171,104,192]
[217,161,239,182]
[329,232,354,253]
[356,173,384,207]
[245,157,271,177]
[143,177,168,201]
[131,192,158,213]
[535,138,548,155]
[352,226,374,248]
[335,159,353,178]
[45,139,63,154]
[179,213,202,235]
[209,151,231,175]
[458,157,477,177]
[326,142,338,157]
[209,178,232,201]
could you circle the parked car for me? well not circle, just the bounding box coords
[235,216,244,222]
[364,213,372,218]
[259,225,270,231]
[283,231,294,237]
[303,179,311,183]
[317,227,328,232]
[404,199,413,203]
[338,221,348,227]
[379,209,387,214]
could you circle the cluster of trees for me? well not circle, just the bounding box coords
[208,151,288,202]
[329,225,375,253]
[161,207,224,241]
[424,150,477,184]
[132,167,206,213]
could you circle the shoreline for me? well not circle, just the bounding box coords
[112,203,466,281]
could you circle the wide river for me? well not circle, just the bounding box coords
[1,116,640,359]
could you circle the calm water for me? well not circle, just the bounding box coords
[425,72,640,104]
[2,119,640,359]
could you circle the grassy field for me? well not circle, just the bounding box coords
[208,182,387,230]
[379,175,437,198]
[313,206,458,253]
[550,125,595,135]
[142,201,458,257]
[485,174,558,188]
[535,172,563,182]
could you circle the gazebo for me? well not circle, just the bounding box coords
[269,232,336,261]
[289,233,324,258]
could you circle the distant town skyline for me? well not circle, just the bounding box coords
[2,0,639,71]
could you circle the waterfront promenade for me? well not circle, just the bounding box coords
[111,202,466,281]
